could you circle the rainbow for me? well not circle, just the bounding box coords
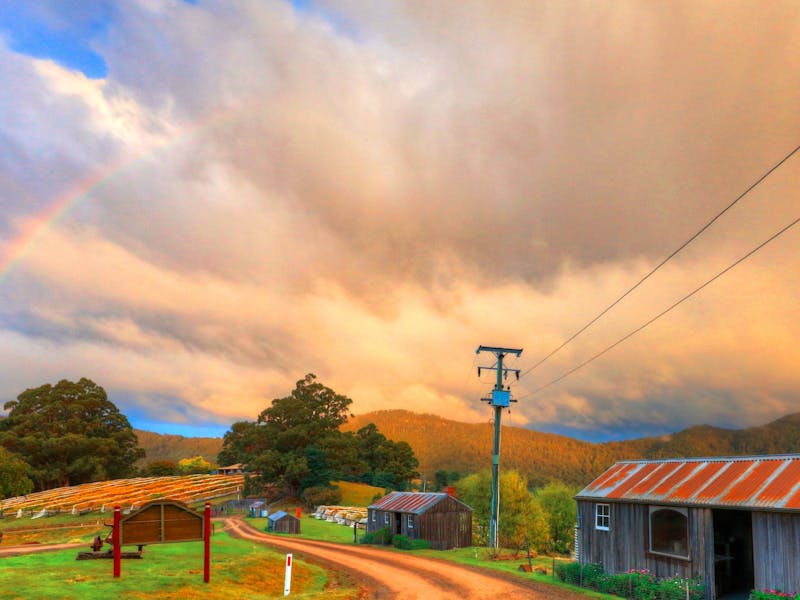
[0,164,122,285]
[0,105,240,286]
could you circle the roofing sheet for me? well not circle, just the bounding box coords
[576,455,800,511]
[368,492,470,515]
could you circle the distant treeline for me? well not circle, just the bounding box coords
[134,409,800,489]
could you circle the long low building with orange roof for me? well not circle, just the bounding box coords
[575,454,800,599]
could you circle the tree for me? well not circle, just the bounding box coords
[0,378,145,490]
[178,456,212,474]
[458,469,551,554]
[0,447,33,500]
[218,374,420,497]
[354,423,419,490]
[536,482,577,554]
[219,374,354,497]
[143,460,178,477]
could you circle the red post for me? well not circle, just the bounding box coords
[295,506,302,519]
[203,502,211,583]
[113,505,121,578]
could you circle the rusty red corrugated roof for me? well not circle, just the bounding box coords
[576,454,800,511]
[368,492,472,514]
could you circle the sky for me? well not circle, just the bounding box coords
[0,0,798,442]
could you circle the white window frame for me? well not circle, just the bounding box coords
[595,503,610,530]
[407,515,414,529]
[648,506,689,559]
[371,510,376,523]
[384,512,390,525]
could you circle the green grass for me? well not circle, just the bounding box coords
[0,531,359,600]
[248,515,358,544]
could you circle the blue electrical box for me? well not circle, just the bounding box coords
[491,390,510,407]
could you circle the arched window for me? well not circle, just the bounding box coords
[649,506,689,558]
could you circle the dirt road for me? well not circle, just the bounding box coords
[225,518,587,599]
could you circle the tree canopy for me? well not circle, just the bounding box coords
[0,378,145,490]
[0,447,33,500]
[219,374,418,497]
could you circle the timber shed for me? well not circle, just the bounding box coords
[575,454,800,599]
[367,491,472,550]
[267,510,300,534]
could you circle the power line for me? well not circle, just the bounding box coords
[517,216,800,400]
[519,144,800,380]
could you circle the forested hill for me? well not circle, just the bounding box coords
[132,411,800,486]
[342,410,800,488]
[134,430,223,466]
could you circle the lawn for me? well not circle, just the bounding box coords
[0,531,359,600]
[248,514,358,544]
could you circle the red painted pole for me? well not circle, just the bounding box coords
[113,505,121,578]
[204,502,211,583]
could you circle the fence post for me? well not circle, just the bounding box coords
[685,580,689,600]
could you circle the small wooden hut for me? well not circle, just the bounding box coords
[575,454,800,599]
[367,491,472,550]
[267,510,300,534]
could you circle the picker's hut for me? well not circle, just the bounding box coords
[267,510,300,534]
[367,491,472,550]
[575,454,800,599]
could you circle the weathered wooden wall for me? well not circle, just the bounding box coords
[577,501,715,599]
[752,511,800,594]
[272,515,300,534]
[367,496,472,549]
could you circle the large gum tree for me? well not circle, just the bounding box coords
[0,378,144,490]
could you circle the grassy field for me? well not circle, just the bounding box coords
[0,531,359,600]
[333,480,385,506]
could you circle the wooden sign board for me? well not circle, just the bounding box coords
[119,500,204,546]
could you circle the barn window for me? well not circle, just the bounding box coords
[407,515,414,529]
[595,504,610,530]
[384,513,390,525]
[371,510,376,522]
[649,506,689,558]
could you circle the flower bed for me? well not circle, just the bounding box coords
[554,562,703,600]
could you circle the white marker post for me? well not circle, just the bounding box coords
[284,553,292,596]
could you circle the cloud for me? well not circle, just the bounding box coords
[0,0,798,440]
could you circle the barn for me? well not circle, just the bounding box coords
[367,491,472,550]
[575,454,800,599]
[267,510,300,534]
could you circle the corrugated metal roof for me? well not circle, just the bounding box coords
[368,492,471,515]
[576,454,800,511]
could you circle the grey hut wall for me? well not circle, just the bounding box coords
[579,500,800,598]
[272,515,300,534]
[577,501,716,599]
[367,496,472,550]
[752,512,800,592]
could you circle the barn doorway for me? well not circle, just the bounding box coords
[394,513,402,535]
[712,509,754,599]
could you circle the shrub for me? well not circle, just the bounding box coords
[554,563,704,600]
[361,527,392,545]
[301,485,342,509]
[750,591,800,600]
[392,534,431,550]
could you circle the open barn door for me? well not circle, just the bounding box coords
[713,509,754,598]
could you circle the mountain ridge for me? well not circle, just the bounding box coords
[134,410,800,487]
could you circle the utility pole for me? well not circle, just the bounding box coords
[476,345,522,552]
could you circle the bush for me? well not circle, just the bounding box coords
[392,534,431,550]
[750,591,800,600]
[554,563,704,600]
[301,485,342,509]
[361,527,392,545]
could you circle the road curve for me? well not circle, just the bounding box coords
[224,518,585,599]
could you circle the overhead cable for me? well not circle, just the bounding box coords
[519,144,800,379]
[517,216,800,399]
